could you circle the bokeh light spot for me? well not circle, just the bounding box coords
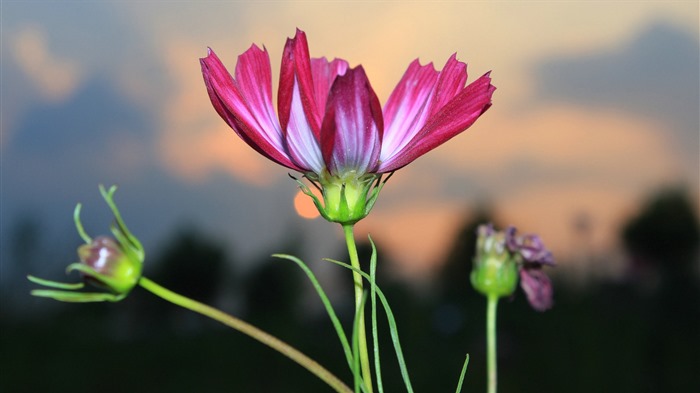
[294,189,321,220]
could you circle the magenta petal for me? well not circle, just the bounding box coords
[283,56,348,173]
[285,80,325,173]
[200,48,299,170]
[321,66,383,176]
[278,29,321,140]
[380,55,469,170]
[425,54,468,117]
[381,60,439,165]
[519,268,553,311]
[311,57,349,117]
[378,72,495,172]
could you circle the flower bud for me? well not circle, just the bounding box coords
[28,185,145,303]
[470,225,519,298]
[76,236,141,294]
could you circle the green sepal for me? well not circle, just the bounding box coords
[290,174,333,222]
[99,184,145,262]
[66,261,138,295]
[363,173,392,217]
[27,275,85,290]
[294,171,390,225]
[30,289,126,303]
[73,204,92,244]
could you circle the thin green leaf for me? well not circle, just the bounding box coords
[352,292,370,393]
[324,258,415,393]
[273,254,354,371]
[454,354,470,393]
[27,275,84,290]
[369,237,383,393]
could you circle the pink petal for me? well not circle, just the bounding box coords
[278,29,321,140]
[310,57,349,116]
[380,55,468,168]
[425,54,468,117]
[321,66,383,176]
[285,80,325,173]
[378,71,495,172]
[380,59,439,165]
[284,57,348,173]
[200,47,299,170]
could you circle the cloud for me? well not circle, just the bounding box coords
[5,76,157,197]
[156,40,281,186]
[11,25,82,101]
[533,22,699,169]
[351,99,686,274]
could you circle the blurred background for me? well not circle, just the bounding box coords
[1,1,698,392]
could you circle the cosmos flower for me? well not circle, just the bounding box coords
[200,29,495,224]
[471,224,554,311]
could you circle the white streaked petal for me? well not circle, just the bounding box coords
[285,79,324,173]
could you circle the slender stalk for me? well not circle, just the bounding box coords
[138,276,352,393]
[486,295,499,393]
[342,224,374,393]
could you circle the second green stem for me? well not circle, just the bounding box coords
[343,224,373,393]
[138,276,352,393]
[487,294,499,393]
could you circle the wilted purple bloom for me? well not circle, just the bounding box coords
[519,267,553,311]
[473,224,555,311]
[507,232,555,266]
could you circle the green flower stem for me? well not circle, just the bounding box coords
[342,224,373,393]
[138,276,352,393]
[486,295,499,393]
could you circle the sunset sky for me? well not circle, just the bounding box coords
[2,1,698,286]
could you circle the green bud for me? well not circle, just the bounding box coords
[470,225,519,298]
[28,185,144,303]
[74,236,141,294]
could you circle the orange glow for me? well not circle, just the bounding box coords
[294,189,321,220]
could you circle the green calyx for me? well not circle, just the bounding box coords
[292,171,392,225]
[470,230,518,298]
[28,185,144,303]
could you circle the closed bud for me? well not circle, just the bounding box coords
[28,185,145,303]
[76,236,141,294]
[470,225,519,298]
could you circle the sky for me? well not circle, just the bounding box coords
[1,1,698,288]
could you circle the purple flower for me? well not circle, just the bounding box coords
[200,29,495,224]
